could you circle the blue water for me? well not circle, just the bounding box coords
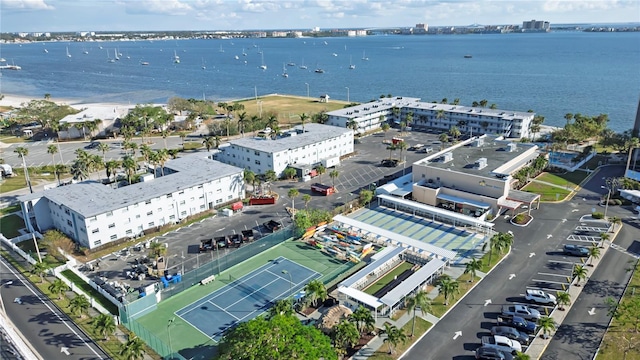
[1,31,639,130]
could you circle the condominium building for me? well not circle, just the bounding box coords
[18,154,244,249]
[326,97,534,139]
[216,123,354,177]
[522,20,551,32]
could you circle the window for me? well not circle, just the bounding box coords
[67,220,72,226]
[64,209,70,215]
[145,199,152,205]
[180,211,187,216]
[216,199,223,204]
[216,189,222,193]
[90,217,97,222]
[147,211,153,216]
[106,211,113,217]
[108,223,115,228]
[179,191,184,195]
[200,204,206,209]
[157,208,162,212]
[255,160,261,165]
[254,151,260,156]
[94,240,102,246]
[190,197,195,201]
[92,228,99,234]
[169,215,175,220]
[136,214,141,219]
[197,185,203,189]
[199,195,204,199]
[126,229,133,235]
[166,193,173,198]
[227,195,233,200]
[148,222,155,227]
[110,234,117,240]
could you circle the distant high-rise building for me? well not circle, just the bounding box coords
[633,96,640,138]
[522,19,550,32]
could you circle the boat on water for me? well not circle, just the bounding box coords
[82,47,89,55]
[173,50,180,64]
[0,58,5,62]
[201,58,206,70]
[259,52,267,70]
[66,47,71,58]
[107,50,115,63]
[43,49,48,54]
[282,63,288,78]
[242,48,247,56]
[349,56,355,69]
[219,45,224,53]
[114,48,120,61]
[314,67,324,74]
[140,61,149,66]
[299,58,307,70]
[464,54,473,58]
[1,60,21,70]
[362,50,369,61]
[332,53,338,57]
[234,55,239,60]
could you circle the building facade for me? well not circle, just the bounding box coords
[18,155,244,249]
[326,97,534,139]
[216,123,354,177]
[522,20,551,32]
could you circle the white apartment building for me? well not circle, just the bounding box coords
[326,97,534,139]
[18,154,244,249]
[216,123,354,177]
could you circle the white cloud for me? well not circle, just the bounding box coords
[1,0,54,10]
[119,0,192,16]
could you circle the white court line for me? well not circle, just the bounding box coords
[204,300,240,321]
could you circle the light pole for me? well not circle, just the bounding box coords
[602,177,619,219]
[601,185,612,219]
[345,87,350,102]
[304,83,309,98]
[282,270,293,299]
[167,317,175,359]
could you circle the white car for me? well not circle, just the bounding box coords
[525,289,557,305]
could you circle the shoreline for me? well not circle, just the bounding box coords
[0,93,137,109]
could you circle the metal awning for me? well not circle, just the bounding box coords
[339,246,406,288]
[437,193,491,209]
[379,258,446,307]
[338,286,384,309]
[507,189,540,204]
[497,197,521,209]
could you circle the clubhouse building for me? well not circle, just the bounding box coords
[326,96,534,139]
[18,154,244,249]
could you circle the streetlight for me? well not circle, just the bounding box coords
[281,270,293,299]
[602,177,619,219]
[304,83,309,98]
[167,317,175,359]
[345,87,350,102]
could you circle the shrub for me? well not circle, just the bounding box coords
[592,212,604,219]
[614,199,622,205]
[514,214,526,223]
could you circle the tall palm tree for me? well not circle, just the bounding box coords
[105,160,120,182]
[47,144,58,167]
[70,159,89,181]
[464,258,483,282]
[123,141,138,157]
[316,165,326,183]
[610,216,622,231]
[349,305,375,335]
[267,299,294,318]
[449,126,461,142]
[179,132,187,150]
[203,136,216,152]
[303,279,327,308]
[48,278,68,300]
[555,291,571,311]
[588,245,601,266]
[396,141,408,163]
[382,323,407,354]
[31,261,49,283]
[237,111,248,136]
[122,155,137,184]
[68,294,90,319]
[97,143,110,162]
[437,275,459,305]
[406,290,431,337]
[381,122,390,139]
[573,265,588,286]
[156,149,169,176]
[14,146,33,193]
[333,319,359,357]
[54,164,68,185]
[599,232,610,248]
[387,144,397,160]
[119,336,145,360]
[299,112,309,131]
[302,194,312,209]
[149,241,167,260]
[537,316,556,339]
[244,169,256,195]
[287,188,299,212]
[92,314,116,340]
[329,170,339,189]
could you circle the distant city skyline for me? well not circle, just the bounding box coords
[1,0,639,33]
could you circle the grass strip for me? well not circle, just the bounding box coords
[61,269,119,314]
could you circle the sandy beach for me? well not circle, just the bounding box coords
[0,94,130,109]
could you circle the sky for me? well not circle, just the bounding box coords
[1,0,639,33]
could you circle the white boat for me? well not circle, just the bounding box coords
[282,63,288,78]
[82,47,89,55]
[173,50,180,64]
[314,63,324,73]
[1,60,21,70]
[114,48,120,61]
[140,61,149,66]
[66,47,71,58]
[107,50,115,63]
[219,45,224,53]
[242,48,247,56]
[234,55,239,60]
[299,58,307,70]
[349,56,355,69]
[201,58,206,70]
[332,53,338,57]
[259,52,267,70]
[117,48,123,57]
[0,58,5,62]
[362,50,369,61]
[43,49,48,53]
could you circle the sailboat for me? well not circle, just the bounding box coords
[349,56,356,69]
[66,47,71,58]
[282,63,288,78]
[43,48,48,53]
[299,58,307,70]
[82,47,89,55]
[107,50,115,63]
[219,44,224,53]
[114,49,120,61]
[259,52,267,70]
[201,58,206,70]
[173,50,180,64]
[314,62,324,73]
[362,50,369,61]
[242,48,247,56]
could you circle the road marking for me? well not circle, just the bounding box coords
[572,209,580,212]
[529,252,535,258]
[547,234,553,239]
[61,346,70,355]
[562,219,567,223]
[531,278,570,285]
[453,331,462,340]
[538,272,572,277]
[588,308,596,316]
[509,274,516,280]
[484,299,492,306]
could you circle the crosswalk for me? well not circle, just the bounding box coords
[609,243,640,259]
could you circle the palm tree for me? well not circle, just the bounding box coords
[149,241,167,260]
[610,216,622,231]
[14,146,33,193]
[349,305,375,335]
[588,245,601,266]
[267,298,294,318]
[156,149,169,176]
[70,158,89,181]
[299,112,309,132]
[47,144,58,167]
[203,136,216,152]
[92,314,116,340]
[179,132,187,150]
[486,232,512,266]
[122,156,137,184]
[406,290,431,337]
[288,188,299,212]
[537,316,556,339]
[303,279,327,308]
[31,261,49,283]
[381,122,390,139]
[514,351,531,360]
[302,194,312,209]
[387,144,397,160]
[48,278,68,300]
[463,258,483,282]
[243,169,256,195]
[54,164,68,185]
[316,164,326,183]
[237,111,248,136]
[437,275,460,305]
[119,336,145,360]
[97,143,110,162]
[449,126,461,142]
[68,294,91,319]
[382,323,407,354]
[573,265,588,286]
[556,291,571,311]
[105,160,120,182]
[599,232,610,248]
[333,319,359,357]
[329,169,339,189]
[123,141,138,157]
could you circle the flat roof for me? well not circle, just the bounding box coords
[18,154,243,218]
[437,193,491,209]
[379,258,446,307]
[326,97,422,118]
[417,136,538,177]
[226,123,352,153]
[507,189,541,204]
[60,105,130,123]
[339,246,406,288]
[338,286,384,309]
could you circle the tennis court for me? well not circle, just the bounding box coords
[175,257,321,341]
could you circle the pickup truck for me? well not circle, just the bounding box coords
[501,304,541,321]
[497,316,537,335]
[481,335,521,354]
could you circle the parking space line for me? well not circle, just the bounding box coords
[531,279,570,285]
[537,272,571,278]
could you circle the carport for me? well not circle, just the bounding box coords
[506,189,541,215]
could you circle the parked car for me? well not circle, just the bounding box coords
[475,345,513,360]
[563,244,590,257]
[525,289,557,305]
[490,326,530,345]
[263,220,281,232]
[481,335,522,354]
[381,159,399,167]
[501,304,541,321]
[84,141,100,149]
[497,316,537,335]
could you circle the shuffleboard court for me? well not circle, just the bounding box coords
[175,256,320,341]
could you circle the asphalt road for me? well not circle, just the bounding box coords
[403,165,637,360]
[0,256,108,360]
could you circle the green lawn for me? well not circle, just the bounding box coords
[61,269,119,314]
[1,171,56,194]
[521,182,571,202]
[0,214,25,238]
[0,204,21,216]
[364,262,413,296]
[537,171,589,188]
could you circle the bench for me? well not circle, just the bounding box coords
[200,275,216,285]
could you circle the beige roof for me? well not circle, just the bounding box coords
[319,305,352,332]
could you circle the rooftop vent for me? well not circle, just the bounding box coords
[472,138,484,147]
[507,143,517,152]
[475,158,488,170]
[442,152,453,163]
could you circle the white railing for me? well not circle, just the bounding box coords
[0,234,37,265]
[52,264,113,315]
